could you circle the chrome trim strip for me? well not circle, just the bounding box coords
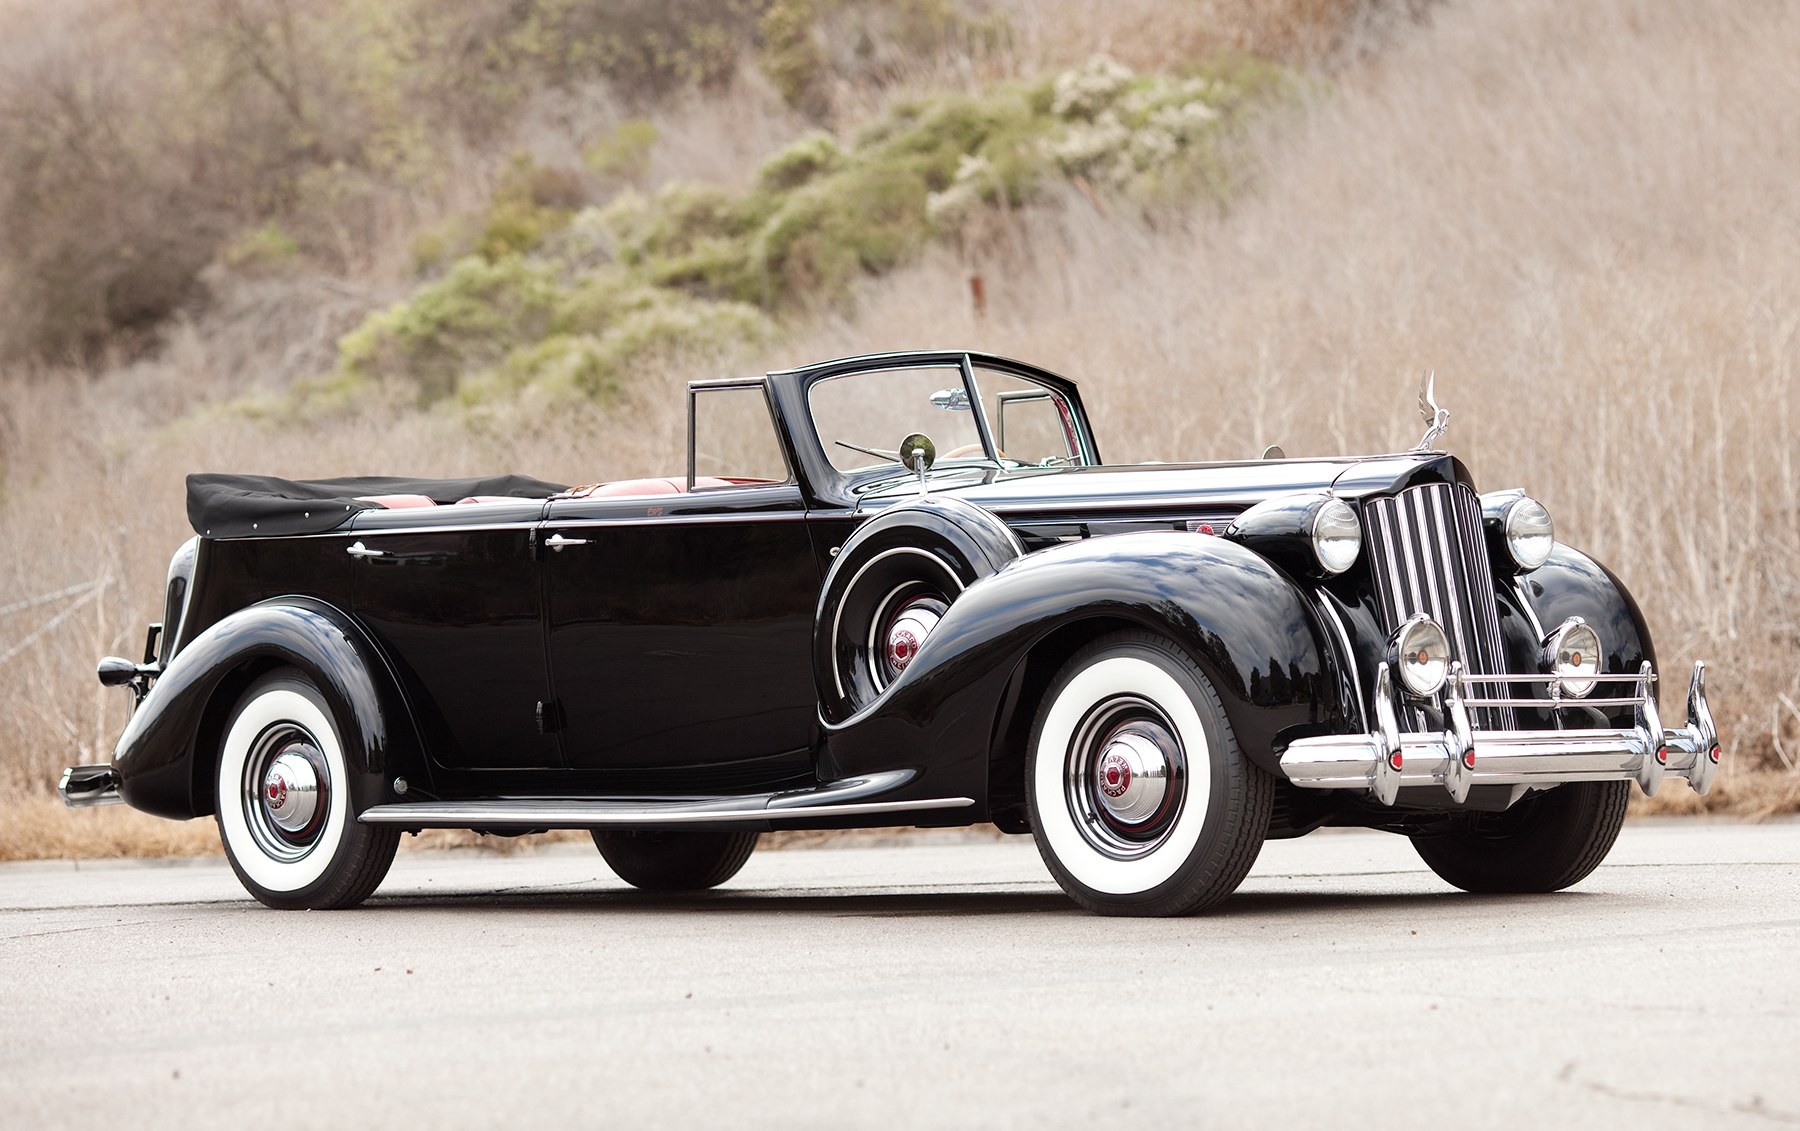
[1511,579,1548,641]
[359,796,976,828]
[331,512,817,539]
[540,512,813,529]
[828,547,965,699]
[1311,593,1367,732]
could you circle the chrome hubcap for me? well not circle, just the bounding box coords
[262,751,320,833]
[242,726,329,862]
[1066,697,1186,859]
[1094,727,1171,824]
[886,601,943,675]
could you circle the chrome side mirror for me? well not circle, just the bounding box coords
[899,433,937,473]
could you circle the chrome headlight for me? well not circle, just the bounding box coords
[1502,496,1554,571]
[1388,615,1450,698]
[1544,617,1601,697]
[1224,493,1361,578]
[1310,499,1362,576]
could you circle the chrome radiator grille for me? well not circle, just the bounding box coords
[1362,483,1514,730]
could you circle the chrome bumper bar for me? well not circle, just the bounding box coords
[58,765,123,808]
[1280,661,1718,805]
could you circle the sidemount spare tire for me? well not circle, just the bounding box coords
[815,495,1023,723]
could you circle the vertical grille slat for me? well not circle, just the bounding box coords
[1362,483,1514,730]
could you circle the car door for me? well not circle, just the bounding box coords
[543,379,819,784]
[347,501,562,770]
[541,483,820,779]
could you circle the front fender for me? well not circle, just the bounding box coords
[1504,545,1657,725]
[820,531,1344,802]
[112,597,418,820]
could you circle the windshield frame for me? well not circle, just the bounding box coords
[761,350,1103,509]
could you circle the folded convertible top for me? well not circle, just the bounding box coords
[186,473,569,539]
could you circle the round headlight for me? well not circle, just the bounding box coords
[1390,616,1450,698]
[1310,499,1362,576]
[1503,497,1555,570]
[1545,617,1601,698]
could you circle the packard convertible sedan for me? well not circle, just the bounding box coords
[61,351,1719,916]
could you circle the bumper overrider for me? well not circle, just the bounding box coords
[1281,660,1719,806]
[58,764,123,808]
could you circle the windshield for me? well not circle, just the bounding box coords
[809,365,985,473]
[808,362,1087,475]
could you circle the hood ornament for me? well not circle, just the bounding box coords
[1414,371,1450,450]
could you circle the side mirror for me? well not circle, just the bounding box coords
[97,656,139,687]
[899,433,937,473]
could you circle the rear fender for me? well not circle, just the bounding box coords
[111,597,420,820]
[820,531,1345,805]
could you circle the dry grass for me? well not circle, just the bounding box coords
[3,0,1797,860]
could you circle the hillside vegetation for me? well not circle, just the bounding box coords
[2,0,1796,857]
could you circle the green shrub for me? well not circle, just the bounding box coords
[328,49,1293,408]
[223,222,302,271]
[338,254,563,400]
[756,131,846,192]
[584,119,660,184]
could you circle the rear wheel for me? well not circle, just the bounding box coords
[593,829,760,891]
[1410,780,1629,893]
[215,669,398,910]
[1027,631,1272,917]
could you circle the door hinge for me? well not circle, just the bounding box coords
[535,699,565,734]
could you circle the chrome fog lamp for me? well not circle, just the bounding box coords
[1502,496,1555,570]
[1544,617,1601,698]
[1388,615,1450,698]
[1310,499,1362,576]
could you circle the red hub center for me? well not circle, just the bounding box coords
[1099,753,1132,799]
[889,629,919,670]
[266,777,288,806]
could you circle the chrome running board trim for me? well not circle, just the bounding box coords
[359,797,974,828]
[356,769,975,828]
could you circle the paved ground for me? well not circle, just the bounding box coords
[2,822,1797,1130]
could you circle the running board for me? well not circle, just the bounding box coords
[356,769,974,829]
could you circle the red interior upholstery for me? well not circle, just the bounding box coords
[358,477,758,510]
[355,494,437,510]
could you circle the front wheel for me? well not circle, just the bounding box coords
[593,829,760,891]
[1410,780,1629,893]
[215,669,398,910]
[1027,631,1272,917]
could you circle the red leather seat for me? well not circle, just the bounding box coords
[360,477,757,510]
[355,494,437,509]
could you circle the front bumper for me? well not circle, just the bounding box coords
[1281,660,1719,805]
[58,765,123,808]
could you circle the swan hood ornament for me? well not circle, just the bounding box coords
[1414,370,1450,450]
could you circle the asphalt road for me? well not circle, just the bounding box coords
[3,822,1797,1130]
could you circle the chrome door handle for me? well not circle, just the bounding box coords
[544,533,590,551]
[346,541,385,559]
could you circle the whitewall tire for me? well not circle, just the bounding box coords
[215,669,398,909]
[1027,631,1272,916]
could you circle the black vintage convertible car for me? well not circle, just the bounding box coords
[61,351,1718,915]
